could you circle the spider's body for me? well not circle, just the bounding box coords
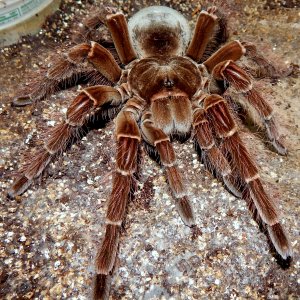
[129,56,200,136]
[9,5,292,299]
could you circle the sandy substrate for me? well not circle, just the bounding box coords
[0,0,299,299]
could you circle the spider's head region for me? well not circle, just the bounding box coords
[128,6,191,58]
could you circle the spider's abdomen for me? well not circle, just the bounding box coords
[129,56,201,135]
[128,6,191,57]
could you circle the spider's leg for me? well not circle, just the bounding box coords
[192,106,241,198]
[72,6,117,44]
[242,187,292,263]
[186,7,218,62]
[204,94,292,259]
[193,102,291,260]
[212,60,287,155]
[141,111,195,227]
[106,13,137,64]
[242,41,281,78]
[8,86,124,197]
[13,42,122,106]
[94,97,144,299]
[203,40,246,73]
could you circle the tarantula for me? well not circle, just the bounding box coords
[8,5,292,299]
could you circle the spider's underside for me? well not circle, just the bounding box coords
[8,5,292,299]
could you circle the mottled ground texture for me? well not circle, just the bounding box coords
[0,0,299,299]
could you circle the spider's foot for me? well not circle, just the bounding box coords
[8,176,32,198]
[270,139,288,156]
[176,196,195,227]
[268,223,292,261]
[93,273,112,300]
[11,95,33,107]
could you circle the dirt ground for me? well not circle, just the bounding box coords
[0,0,299,299]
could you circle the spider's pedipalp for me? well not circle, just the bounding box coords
[95,97,143,297]
[186,8,218,62]
[9,86,123,198]
[141,112,195,227]
[106,13,137,64]
[213,60,287,155]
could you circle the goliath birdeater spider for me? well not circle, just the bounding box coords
[9,5,292,299]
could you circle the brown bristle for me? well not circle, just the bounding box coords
[23,150,51,179]
[47,58,73,80]
[265,118,287,155]
[204,40,245,73]
[45,123,76,153]
[176,196,195,227]
[88,42,122,83]
[186,11,217,62]
[166,166,184,197]
[66,93,93,125]
[96,225,120,275]
[84,86,121,106]
[156,140,176,166]
[248,179,278,225]
[194,110,214,148]
[116,137,138,173]
[244,89,273,118]
[268,223,292,259]
[206,147,231,176]
[106,13,137,64]
[93,273,111,300]
[8,176,31,197]
[106,173,131,222]
[67,43,91,63]
[204,95,236,137]
[222,133,258,180]
[219,61,252,92]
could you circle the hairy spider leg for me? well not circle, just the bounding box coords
[141,111,195,227]
[12,42,122,106]
[212,60,287,155]
[94,97,144,299]
[9,86,124,197]
[192,105,243,198]
[203,94,292,259]
[202,40,246,73]
[106,13,137,64]
[186,7,218,62]
[242,41,279,78]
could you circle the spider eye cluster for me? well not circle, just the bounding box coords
[128,6,191,57]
